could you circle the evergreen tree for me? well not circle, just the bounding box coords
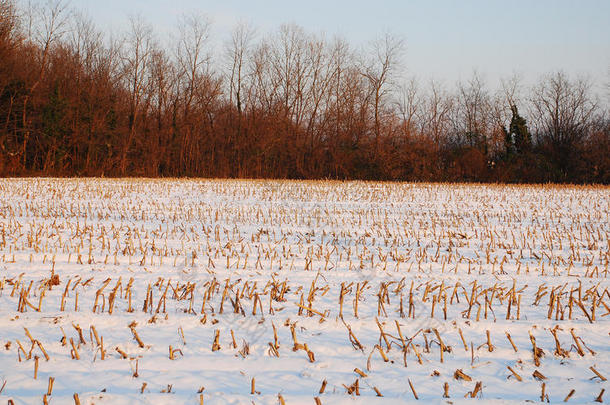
[509,105,531,154]
[503,125,514,157]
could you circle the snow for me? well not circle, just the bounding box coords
[0,179,608,404]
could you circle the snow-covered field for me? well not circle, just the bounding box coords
[0,179,608,404]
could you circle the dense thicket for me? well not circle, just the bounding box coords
[1,1,608,182]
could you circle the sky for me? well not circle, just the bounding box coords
[74,0,609,95]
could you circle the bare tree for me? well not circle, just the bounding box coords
[396,77,420,139]
[604,65,610,113]
[120,15,154,175]
[361,32,403,153]
[455,71,491,151]
[175,12,211,119]
[0,0,20,163]
[420,79,453,148]
[250,40,279,115]
[530,72,597,146]
[21,0,69,165]
[66,11,103,160]
[269,24,309,122]
[68,11,107,84]
[500,73,523,110]
[529,71,598,177]
[224,21,254,176]
[226,21,254,116]
[303,34,334,146]
[0,0,18,58]
[146,47,177,174]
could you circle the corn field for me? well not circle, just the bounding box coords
[0,179,608,404]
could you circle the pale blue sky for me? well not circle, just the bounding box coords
[76,0,609,92]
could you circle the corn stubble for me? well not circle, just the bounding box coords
[0,179,607,403]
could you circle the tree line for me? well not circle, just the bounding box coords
[1,0,608,182]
